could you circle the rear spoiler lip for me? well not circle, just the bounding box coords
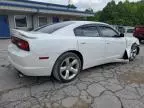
[11,29,37,39]
[18,33,37,39]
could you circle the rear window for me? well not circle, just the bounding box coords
[127,29,134,33]
[34,22,74,34]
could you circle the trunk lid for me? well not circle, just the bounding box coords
[10,29,52,52]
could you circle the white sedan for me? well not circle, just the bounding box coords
[8,21,140,82]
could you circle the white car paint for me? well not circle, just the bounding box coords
[77,36,105,69]
[8,21,140,76]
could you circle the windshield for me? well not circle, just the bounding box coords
[34,21,74,34]
[127,29,134,33]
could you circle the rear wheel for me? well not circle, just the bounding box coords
[129,44,139,61]
[53,52,82,83]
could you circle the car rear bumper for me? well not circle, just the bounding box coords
[8,44,53,76]
[8,56,51,76]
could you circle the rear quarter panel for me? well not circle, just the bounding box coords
[29,35,78,69]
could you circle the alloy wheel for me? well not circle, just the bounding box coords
[130,45,138,60]
[59,57,80,80]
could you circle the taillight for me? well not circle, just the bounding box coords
[11,36,30,51]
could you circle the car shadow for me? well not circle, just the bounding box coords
[0,60,135,94]
[0,64,54,93]
[14,62,127,83]
[81,62,127,74]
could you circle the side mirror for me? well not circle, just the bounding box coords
[119,33,124,37]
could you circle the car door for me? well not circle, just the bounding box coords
[98,25,126,60]
[75,24,105,69]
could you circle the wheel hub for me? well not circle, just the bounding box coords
[130,46,137,60]
[60,57,79,80]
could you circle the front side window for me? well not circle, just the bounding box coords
[74,25,100,37]
[118,27,125,33]
[38,16,47,27]
[15,15,27,28]
[99,26,118,37]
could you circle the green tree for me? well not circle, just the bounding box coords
[87,0,144,26]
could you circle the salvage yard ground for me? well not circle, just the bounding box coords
[0,40,144,108]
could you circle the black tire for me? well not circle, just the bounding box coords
[129,43,139,61]
[52,52,82,83]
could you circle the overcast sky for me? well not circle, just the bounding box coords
[30,0,140,11]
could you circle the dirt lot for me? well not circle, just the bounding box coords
[0,40,144,108]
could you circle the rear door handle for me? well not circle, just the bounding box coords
[106,43,110,44]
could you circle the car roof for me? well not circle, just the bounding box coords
[67,21,110,26]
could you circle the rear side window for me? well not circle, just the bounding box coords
[74,25,100,37]
[34,22,74,34]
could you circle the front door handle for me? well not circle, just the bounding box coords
[106,43,110,44]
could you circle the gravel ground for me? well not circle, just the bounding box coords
[0,40,144,108]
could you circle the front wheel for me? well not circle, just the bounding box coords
[52,52,82,83]
[129,44,139,61]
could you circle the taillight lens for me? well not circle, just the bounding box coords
[11,36,30,51]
